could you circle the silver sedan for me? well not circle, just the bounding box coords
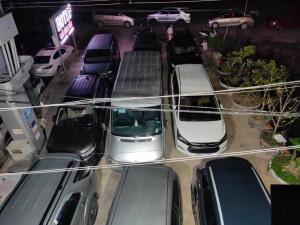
[208,12,254,29]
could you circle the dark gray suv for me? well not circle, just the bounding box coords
[0,154,99,225]
[191,157,270,225]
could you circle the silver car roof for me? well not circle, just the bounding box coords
[107,165,175,225]
[111,51,162,107]
[0,156,79,225]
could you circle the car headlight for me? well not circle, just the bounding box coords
[218,132,227,145]
[80,146,95,158]
[177,130,190,145]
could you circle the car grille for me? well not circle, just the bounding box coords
[188,142,220,153]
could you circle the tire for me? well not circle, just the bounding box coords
[149,18,157,26]
[98,20,104,27]
[212,22,219,29]
[176,19,185,26]
[123,21,131,27]
[241,22,248,30]
[87,194,99,225]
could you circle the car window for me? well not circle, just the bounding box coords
[234,12,244,17]
[60,48,66,54]
[34,55,50,64]
[171,178,181,225]
[172,73,179,106]
[74,161,91,183]
[222,14,231,18]
[169,9,179,14]
[55,193,81,225]
[53,50,60,59]
[110,10,120,16]
[202,175,218,225]
[160,10,169,14]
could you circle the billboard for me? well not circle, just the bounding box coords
[49,4,74,45]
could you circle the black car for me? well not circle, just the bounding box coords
[191,157,270,225]
[167,31,202,70]
[47,75,111,165]
[81,34,120,85]
[133,31,160,52]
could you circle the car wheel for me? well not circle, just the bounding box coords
[212,22,219,29]
[123,21,131,27]
[241,22,248,30]
[149,18,157,26]
[176,19,185,26]
[87,194,99,225]
[98,20,104,27]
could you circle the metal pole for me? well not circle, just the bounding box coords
[72,33,77,51]
[11,39,20,70]
[244,0,249,16]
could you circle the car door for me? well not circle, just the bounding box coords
[171,177,182,225]
[233,12,244,25]
[168,9,180,22]
[158,9,169,22]
[170,70,179,135]
[219,13,232,26]
[52,50,61,67]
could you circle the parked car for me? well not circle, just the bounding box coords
[30,45,74,77]
[81,34,120,85]
[170,64,227,155]
[147,7,191,25]
[133,31,160,51]
[265,14,300,29]
[106,165,182,225]
[108,51,164,164]
[93,9,134,27]
[29,75,45,97]
[167,31,202,69]
[47,75,110,165]
[208,11,254,29]
[0,154,99,225]
[191,157,271,225]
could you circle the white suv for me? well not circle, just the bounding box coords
[147,7,191,25]
[170,64,227,155]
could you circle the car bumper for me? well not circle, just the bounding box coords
[175,138,228,156]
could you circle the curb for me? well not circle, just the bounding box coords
[268,157,288,184]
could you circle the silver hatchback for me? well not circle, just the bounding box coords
[93,9,134,27]
[208,12,254,29]
[0,154,99,225]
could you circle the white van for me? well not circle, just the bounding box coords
[107,51,165,164]
[170,64,227,155]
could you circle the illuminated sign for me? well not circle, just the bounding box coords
[49,4,74,45]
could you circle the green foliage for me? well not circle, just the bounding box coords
[290,138,300,152]
[271,155,300,184]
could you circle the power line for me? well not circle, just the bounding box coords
[0,144,296,176]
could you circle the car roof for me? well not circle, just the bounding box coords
[175,64,214,95]
[205,157,271,225]
[107,166,175,225]
[134,32,159,51]
[86,34,113,50]
[63,75,106,102]
[0,156,78,225]
[111,51,162,107]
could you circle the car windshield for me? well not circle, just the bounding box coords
[179,96,221,121]
[84,49,110,63]
[34,56,50,64]
[56,106,96,128]
[111,107,162,137]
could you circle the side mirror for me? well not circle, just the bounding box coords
[52,115,57,123]
[218,100,223,109]
[171,63,175,68]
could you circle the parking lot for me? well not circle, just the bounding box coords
[36,23,285,225]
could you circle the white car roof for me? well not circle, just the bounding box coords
[36,48,56,57]
[175,64,214,95]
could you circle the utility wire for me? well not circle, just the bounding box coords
[0,145,297,176]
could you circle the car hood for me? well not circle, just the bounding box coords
[47,125,97,153]
[31,63,51,69]
[177,118,226,143]
[109,134,163,163]
[82,62,111,75]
